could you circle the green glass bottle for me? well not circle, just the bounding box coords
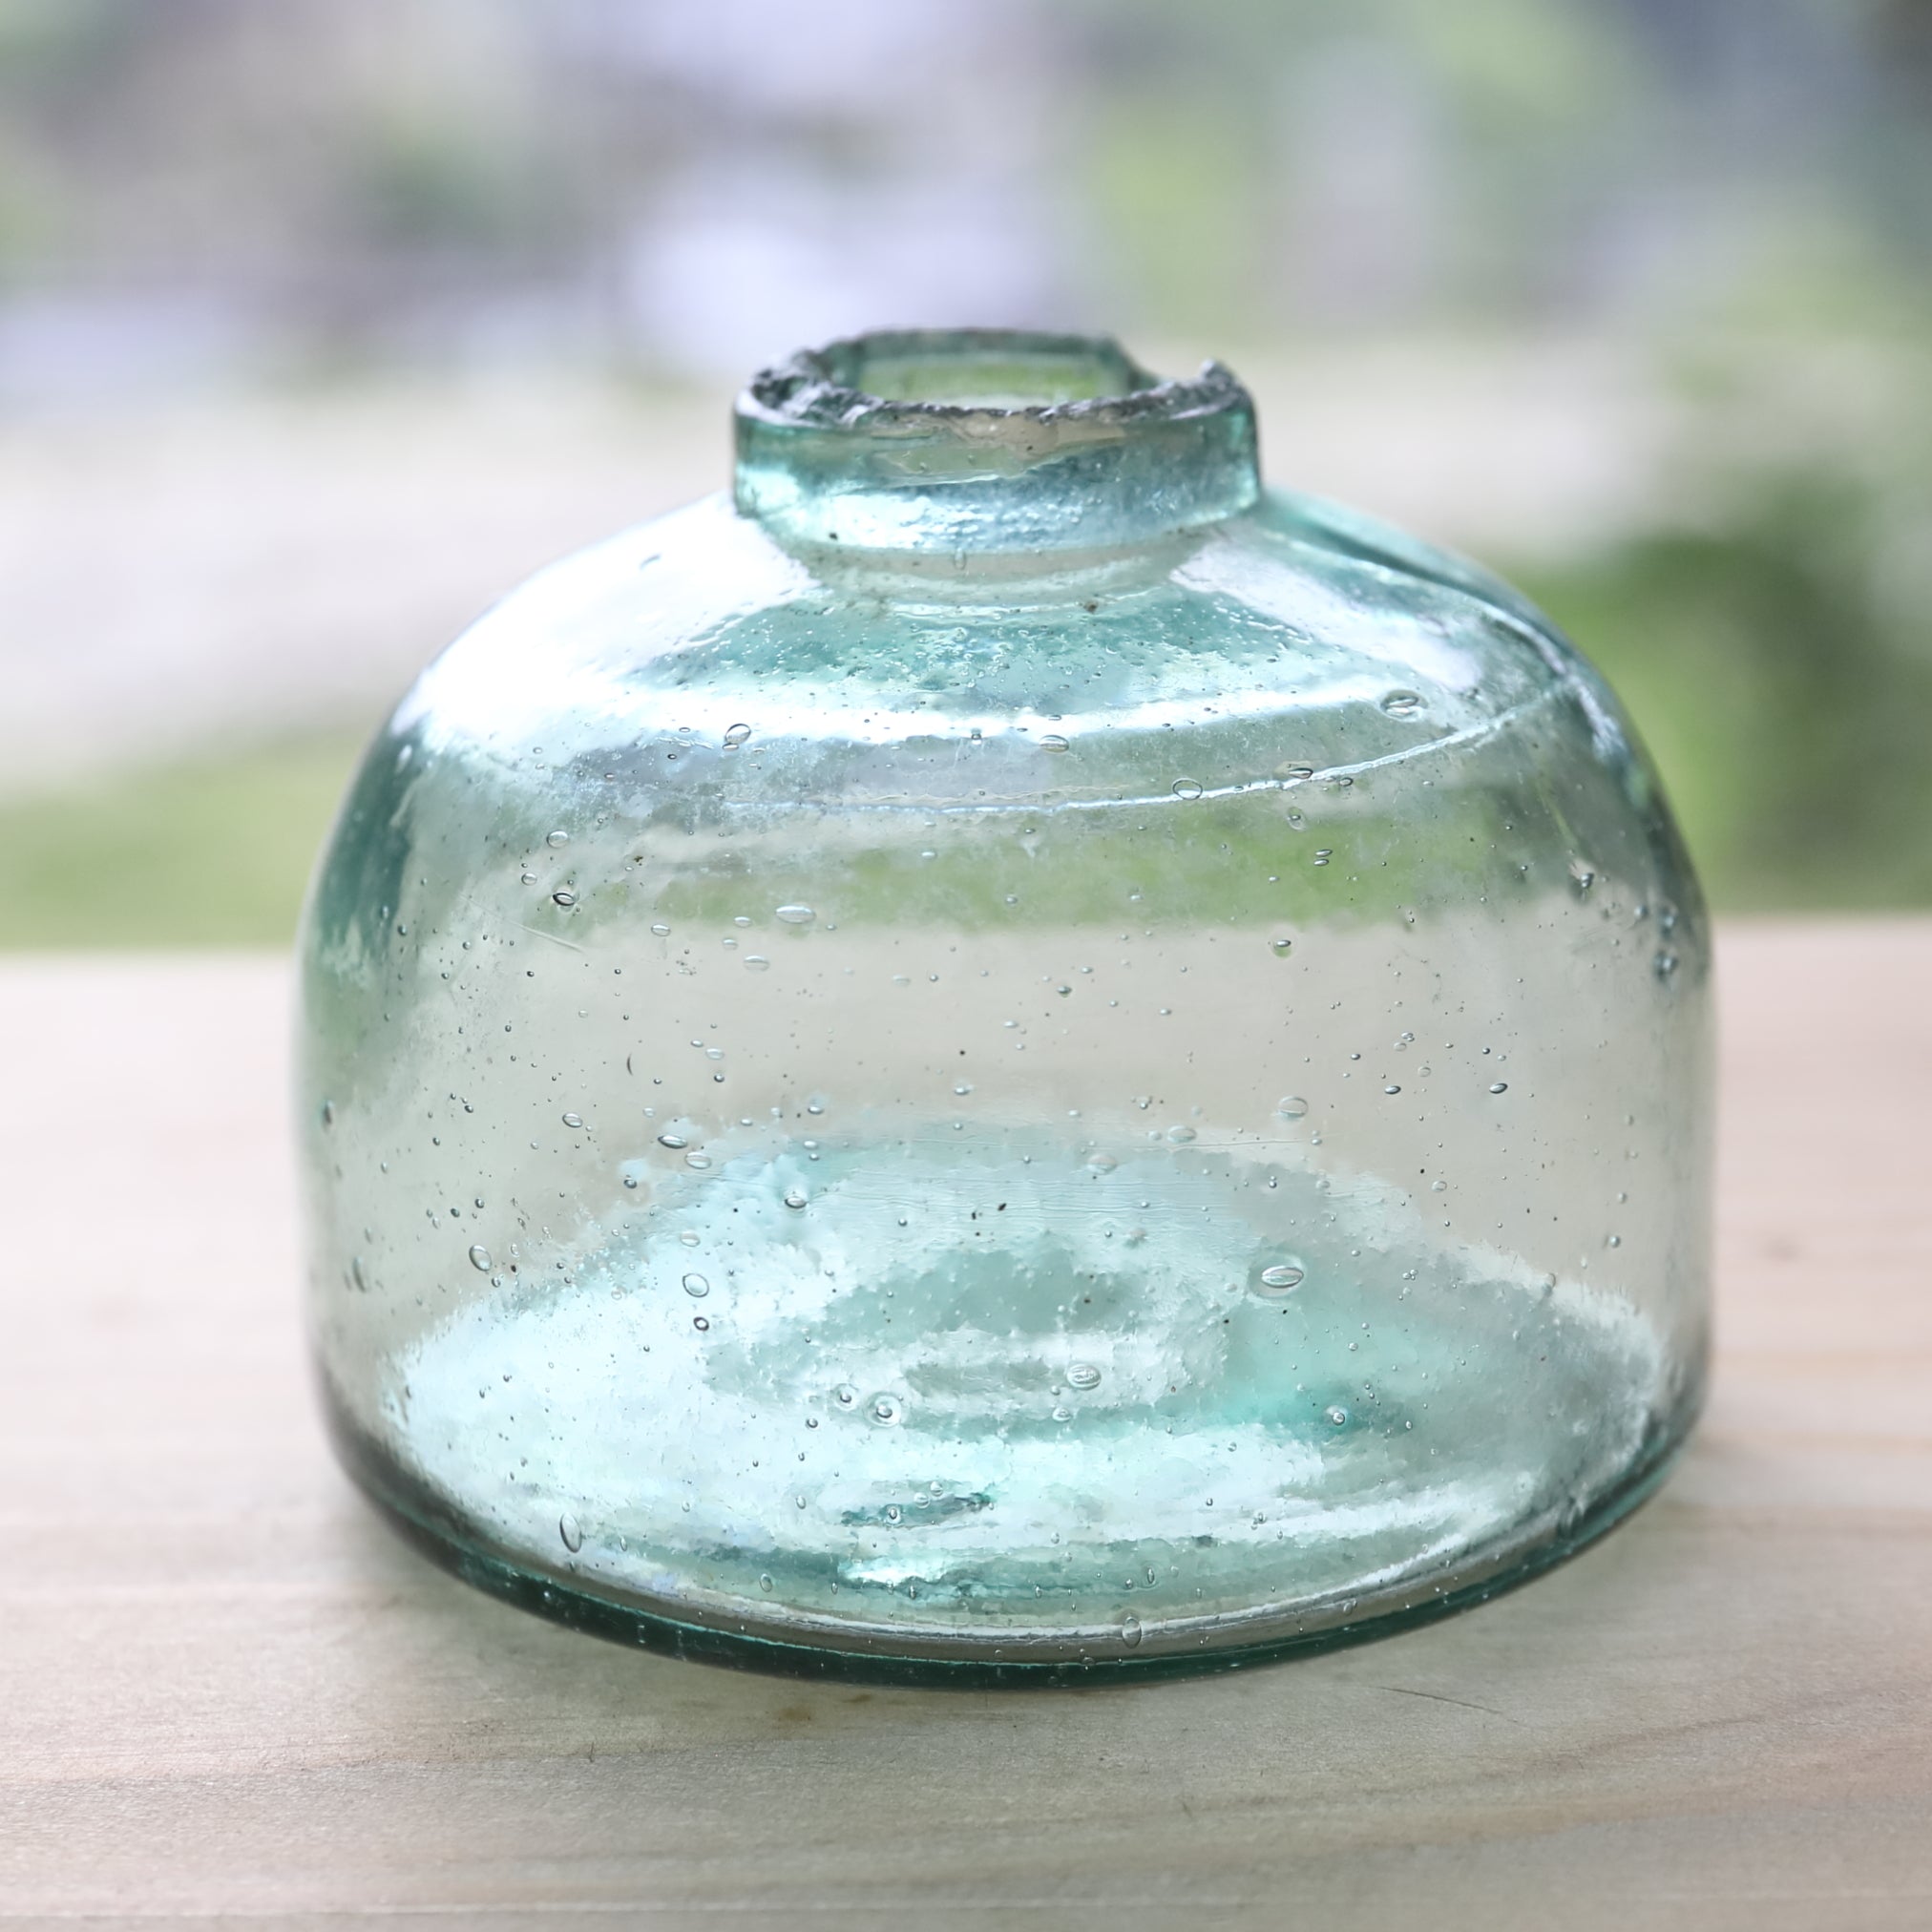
[300,329,1710,1683]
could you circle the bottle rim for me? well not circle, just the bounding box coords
[739,326,1247,430]
[733,327,1260,553]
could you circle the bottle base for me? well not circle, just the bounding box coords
[323,1383,1697,1689]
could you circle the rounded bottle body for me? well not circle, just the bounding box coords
[301,335,1710,1679]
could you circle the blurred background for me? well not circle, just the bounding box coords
[3,0,1929,944]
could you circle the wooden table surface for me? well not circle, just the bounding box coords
[4,925,1929,1929]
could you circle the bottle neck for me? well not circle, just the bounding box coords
[733,328,1260,556]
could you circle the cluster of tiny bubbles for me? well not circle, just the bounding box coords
[775,904,815,925]
[682,1272,709,1298]
[1277,1096,1310,1120]
[724,722,752,747]
[869,1394,905,1426]
[1256,1262,1306,1295]
[558,1512,583,1553]
[1380,690,1423,719]
[1171,778,1204,800]
[1066,1362,1103,1391]
[468,1244,493,1271]
[783,1185,808,1209]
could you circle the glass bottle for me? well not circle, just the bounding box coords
[299,329,1711,1683]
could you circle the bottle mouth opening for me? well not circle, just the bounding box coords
[743,327,1240,430]
[830,332,1142,410]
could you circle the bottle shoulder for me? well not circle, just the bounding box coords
[389,487,1632,794]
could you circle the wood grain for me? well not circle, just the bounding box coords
[2,926,1928,1929]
